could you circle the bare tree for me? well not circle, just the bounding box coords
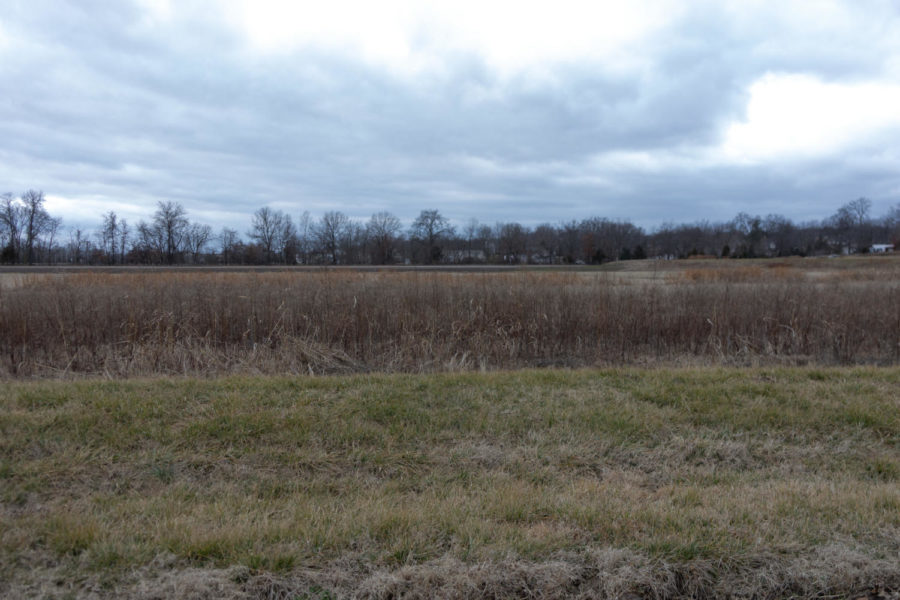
[532,223,559,263]
[558,220,580,263]
[462,218,480,259]
[341,221,367,264]
[19,190,51,264]
[220,227,240,264]
[763,214,797,257]
[888,204,900,247]
[477,223,493,259]
[366,211,402,264]
[314,211,350,264]
[136,221,164,263]
[830,198,874,252]
[279,215,297,263]
[884,204,900,233]
[185,223,213,263]
[579,217,615,263]
[100,211,119,264]
[496,221,528,263]
[151,201,189,264]
[729,213,764,257]
[295,211,313,264]
[248,207,297,263]
[118,219,129,264]
[847,197,872,226]
[67,227,90,264]
[0,193,25,263]
[44,216,63,264]
[410,209,453,264]
[249,207,283,263]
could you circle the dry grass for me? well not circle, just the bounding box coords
[3,260,899,597]
[1,368,899,598]
[1,260,899,377]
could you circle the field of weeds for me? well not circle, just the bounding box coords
[1,368,899,598]
[2,258,899,598]
[1,256,899,377]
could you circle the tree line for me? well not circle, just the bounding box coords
[2,191,899,265]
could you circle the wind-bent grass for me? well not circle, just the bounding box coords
[2,367,899,598]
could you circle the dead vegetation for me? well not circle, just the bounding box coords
[2,260,899,598]
[0,261,898,378]
[8,548,900,599]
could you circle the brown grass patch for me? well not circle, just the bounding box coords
[1,268,899,377]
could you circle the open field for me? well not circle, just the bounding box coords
[1,368,899,598]
[1,256,900,377]
[3,258,899,597]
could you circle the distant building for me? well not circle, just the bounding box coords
[870,244,895,253]
[443,249,487,263]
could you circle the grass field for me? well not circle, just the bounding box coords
[2,258,899,598]
[2,367,899,598]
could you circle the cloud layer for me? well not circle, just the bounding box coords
[1,0,899,231]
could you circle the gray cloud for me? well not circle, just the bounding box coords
[1,0,898,234]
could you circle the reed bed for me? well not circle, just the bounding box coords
[1,268,898,377]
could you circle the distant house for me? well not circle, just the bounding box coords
[870,244,895,253]
[529,253,557,265]
[443,249,487,263]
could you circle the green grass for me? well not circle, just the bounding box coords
[1,367,899,596]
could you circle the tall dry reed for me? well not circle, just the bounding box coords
[1,270,898,377]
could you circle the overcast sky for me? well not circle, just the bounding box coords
[2,0,899,232]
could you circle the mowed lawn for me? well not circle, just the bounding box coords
[2,368,899,598]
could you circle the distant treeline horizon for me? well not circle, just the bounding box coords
[2,191,898,265]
